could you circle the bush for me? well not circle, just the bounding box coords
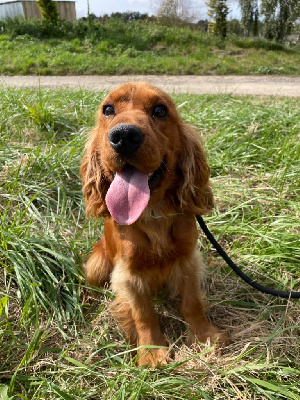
[0,17,102,40]
[37,0,58,24]
[0,16,296,53]
[231,36,286,51]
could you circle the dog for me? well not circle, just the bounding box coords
[80,82,226,366]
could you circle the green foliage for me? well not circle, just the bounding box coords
[0,17,97,39]
[239,0,259,36]
[37,0,59,25]
[206,0,229,37]
[230,36,286,50]
[0,88,100,322]
[0,18,299,76]
[109,11,149,21]
[215,0,229,38]
[1,88,300,399]
[227,18,242,35]
[261,0,300,42]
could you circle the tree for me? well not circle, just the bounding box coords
[110,12,149,21]
[261,0,300,42]
[253,6,259,36]
[238,0,259,36]
[37,0,59,24]
[197,19,209,31]
[227,18,242,35]
[154,0,197,26]
[206,0,229,38]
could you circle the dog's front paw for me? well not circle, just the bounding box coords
[137,347,171,367]
[187,324,228,350]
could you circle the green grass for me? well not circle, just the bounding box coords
[0,87,300,399]
[0,18,299,76]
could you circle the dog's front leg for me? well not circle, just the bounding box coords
[111,265,169,367]
[131,291,170,366]
[178,251,227,348]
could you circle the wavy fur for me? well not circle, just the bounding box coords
[81,82,226,366]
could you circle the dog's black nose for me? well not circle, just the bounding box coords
[108,124,144,157]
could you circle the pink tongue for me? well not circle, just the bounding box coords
[105,165,150,225]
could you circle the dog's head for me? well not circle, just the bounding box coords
[81,82,213,224]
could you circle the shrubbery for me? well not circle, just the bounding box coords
[37,0,59,24]
[0,16,298,76]
[0,17,220,48]
[0,16,298,51]
[0,17,101,39]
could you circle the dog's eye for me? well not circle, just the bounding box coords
[153,105,168,119]
[103,105,115,117]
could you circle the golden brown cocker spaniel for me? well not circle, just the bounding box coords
[81,82,226,366]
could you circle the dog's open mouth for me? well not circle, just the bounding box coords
[148,159,166,190]
[105,160,166,225]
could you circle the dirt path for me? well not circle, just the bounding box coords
[1,75,300,96]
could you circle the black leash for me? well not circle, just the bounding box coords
[196,215,300,299]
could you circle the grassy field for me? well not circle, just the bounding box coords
[0,18,300,76]
[0,87,300,399]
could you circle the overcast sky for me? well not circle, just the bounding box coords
[75,0,240,20]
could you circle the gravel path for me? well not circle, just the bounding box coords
[1,75,300,96]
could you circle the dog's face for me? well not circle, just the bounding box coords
[81,82,213,224]
[98,81,180,180]
[94,82,183,223]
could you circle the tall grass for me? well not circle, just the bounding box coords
[0,18,299,76]
[0,87,299,399]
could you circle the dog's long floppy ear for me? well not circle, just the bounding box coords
[176,124,214,215]
[80,130,110,218]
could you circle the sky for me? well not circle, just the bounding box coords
[75,0,240,21]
